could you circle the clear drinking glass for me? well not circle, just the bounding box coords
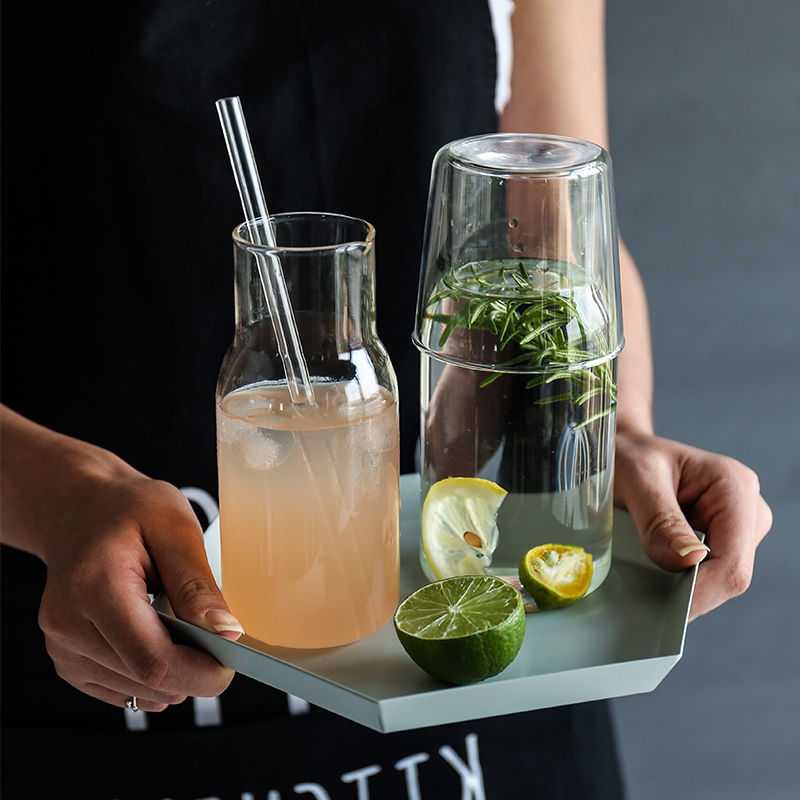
[217,213,400,648]
[413,134,624,599]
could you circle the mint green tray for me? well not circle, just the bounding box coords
[155,474,697,733]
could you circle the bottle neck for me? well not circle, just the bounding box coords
[232,214,378,353]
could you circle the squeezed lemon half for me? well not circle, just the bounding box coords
[518,543,593,610]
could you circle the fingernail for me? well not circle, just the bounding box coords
[205,609,245,635]
[672,539,711,558]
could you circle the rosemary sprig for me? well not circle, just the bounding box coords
[427,261,618,426]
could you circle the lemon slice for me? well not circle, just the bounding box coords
[394,575,525,684]
[421,477,508,580]
[518,544,593,610]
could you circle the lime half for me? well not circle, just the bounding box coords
[394,575,525,684]
[422,477,508,579]
[518,544,593,610]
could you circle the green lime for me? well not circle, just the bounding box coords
[518,544,593,610]
[394,575,525,684]
[421,477,507,579]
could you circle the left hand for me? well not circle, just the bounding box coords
[614,429,772,621]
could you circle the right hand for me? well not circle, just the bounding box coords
[38,472,243,712]
[1,406,243,712]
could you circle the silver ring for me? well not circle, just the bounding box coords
[126,697,139,712]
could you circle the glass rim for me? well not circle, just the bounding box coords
[411,333,625,373]
[232,211,375,253]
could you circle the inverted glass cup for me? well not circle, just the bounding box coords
[413,134,624,601]
[217,213,400,647]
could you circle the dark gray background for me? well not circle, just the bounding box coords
[603,1,800,798]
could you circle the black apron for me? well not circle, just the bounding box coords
[0,2,624,797]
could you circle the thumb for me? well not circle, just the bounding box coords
[148,515,244,641]
[616,453,710,574]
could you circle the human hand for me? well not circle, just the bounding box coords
[614,429,772,621]
[35,463,243,712]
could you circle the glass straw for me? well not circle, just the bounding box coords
[216,96,315,406]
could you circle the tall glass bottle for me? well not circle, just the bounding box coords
[216,213,400,648]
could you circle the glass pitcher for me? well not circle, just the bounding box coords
[216,213,400,648]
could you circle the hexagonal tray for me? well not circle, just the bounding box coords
[155,474,697,733]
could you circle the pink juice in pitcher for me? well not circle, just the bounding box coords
[217,382,400,649]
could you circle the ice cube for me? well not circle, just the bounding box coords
[232,426,286,471]
[219,412,289,471]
